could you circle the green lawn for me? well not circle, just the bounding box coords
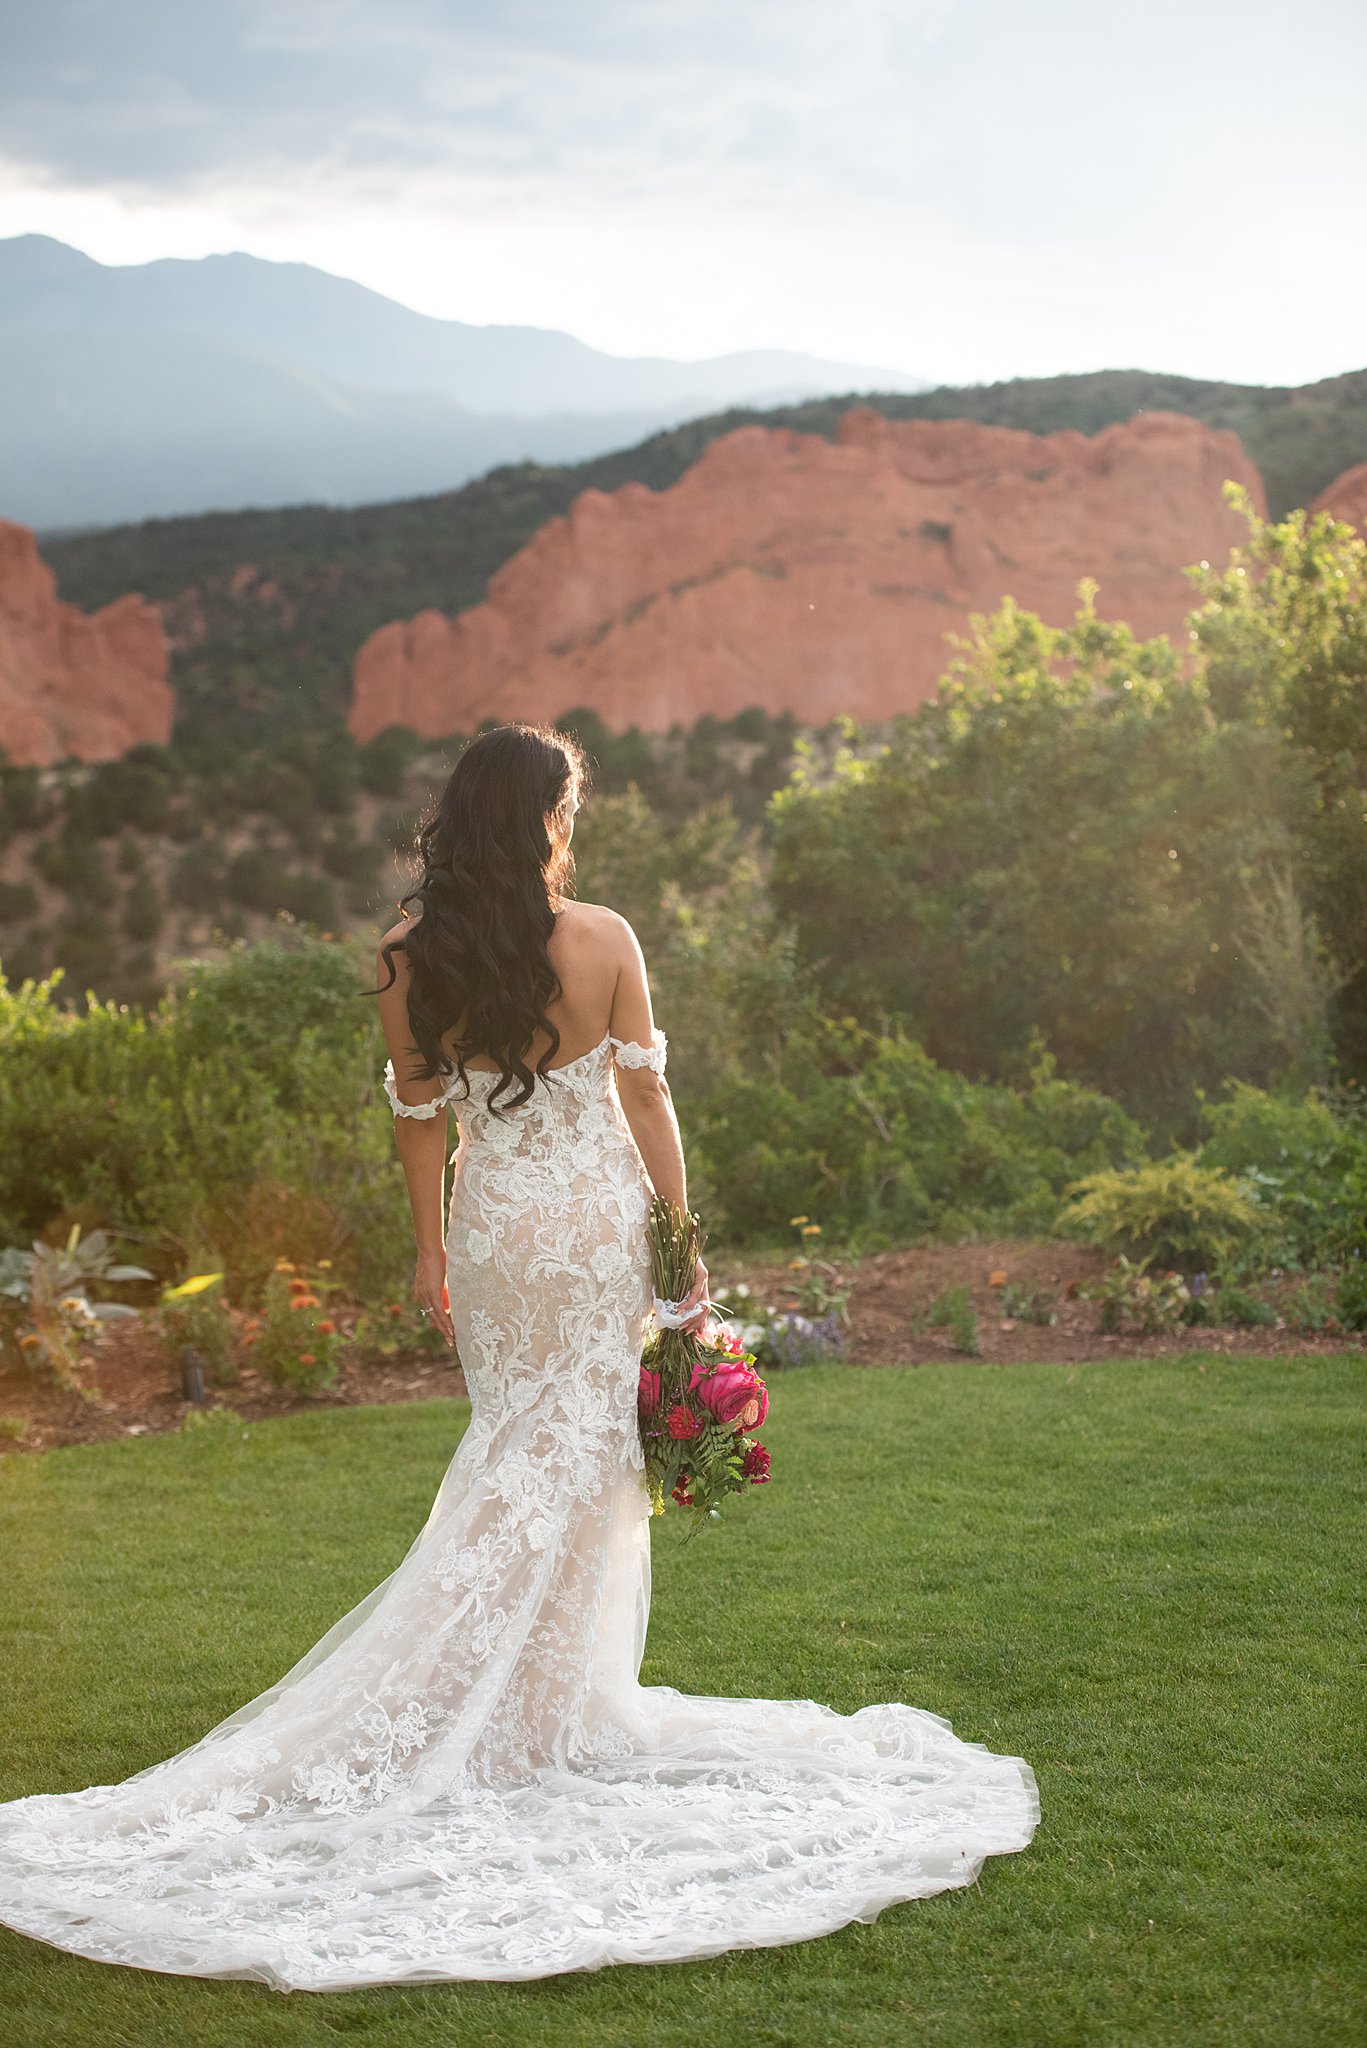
[1,1355,1363,2048]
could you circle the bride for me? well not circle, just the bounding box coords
[0,721,1039,1990]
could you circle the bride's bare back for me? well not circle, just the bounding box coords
[449,900,653,1074]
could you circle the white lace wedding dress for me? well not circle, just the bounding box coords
[0,1029,1039,1990]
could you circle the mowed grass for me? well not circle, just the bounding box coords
[0,1355,1363,2048]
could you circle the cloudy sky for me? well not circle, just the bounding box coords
[1,0,1361,385]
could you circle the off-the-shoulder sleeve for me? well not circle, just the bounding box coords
[382,1057,452,1119]
[609,1027,668,1074]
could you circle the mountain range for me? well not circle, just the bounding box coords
[0,236,927,530]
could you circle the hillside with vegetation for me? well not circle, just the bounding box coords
[37,366,1367,746]
[2,496,1363,1277]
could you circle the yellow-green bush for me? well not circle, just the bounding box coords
[1056,1154,1265,1277]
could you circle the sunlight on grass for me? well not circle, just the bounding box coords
[1,1354,1362,2048]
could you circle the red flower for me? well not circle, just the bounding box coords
[638,1367,662,1417]
[690,1355,769,1430]
[718,1326,745,1355]
[672,1478,694,1507]
[667,1405,703,1440]
[742,1441,771,1484]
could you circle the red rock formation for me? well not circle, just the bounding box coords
[0,522,173,766]
[1311,462,1367,532]
[349,409,1266,740]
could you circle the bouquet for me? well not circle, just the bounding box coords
[638,1195,772,1536]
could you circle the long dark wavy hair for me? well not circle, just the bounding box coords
[371,722,589,1116]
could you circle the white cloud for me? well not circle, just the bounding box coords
[1,0,1363,384]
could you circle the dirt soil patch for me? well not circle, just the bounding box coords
[709,1238,1365,1369]
[1,1241,1360,1455]
[0,1308,468,1457]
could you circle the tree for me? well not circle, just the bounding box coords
[1187,488,1367,1078]
[769,583,1306,1147]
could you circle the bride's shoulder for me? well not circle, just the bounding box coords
[376,914,417,983]
[559,901,637,947]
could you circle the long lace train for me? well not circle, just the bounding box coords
[0,1029,1039,1988]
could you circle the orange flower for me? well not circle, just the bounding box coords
[297,1352,316,1366]
[19,1333,42,1351]
[289,1294,320,1311]
[316,1319,336,1335]
[387,1304,404,1318]
[289,1276,310,1293]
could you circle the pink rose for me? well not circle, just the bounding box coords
[690,1355,769,1430]
[638,1367,661,1418]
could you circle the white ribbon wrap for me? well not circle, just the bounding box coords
[652,1294,701,1328]
[652,1295,734,1330]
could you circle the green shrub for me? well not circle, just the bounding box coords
[1056,1154,1265,1276]
[321,826,382,883]
[51,907,122,994]
[1083,1254,1191,1336]
[1209,1283,1277,1328]
[32,833,117,903]
[1195,1080,1367,1270]
[277,872,336,928]
[1334,1256,1367,1333]
[122,873,164,942]
[690,1017,1145,1249]
[1285,1273,1337,1333]
[0,761,48,836]
[82,756,174,836]
[997,1281,1058,1326]
[927,1282,981,1356]
[226,846,284,912]
[0,933,413,1302]
[358,726,421,798]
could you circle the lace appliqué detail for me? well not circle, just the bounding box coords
[610,1028,668,1073]
[382,1056,456,1120]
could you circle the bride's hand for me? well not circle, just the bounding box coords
[415,1247,456,1348]
[679,1255,710,1333]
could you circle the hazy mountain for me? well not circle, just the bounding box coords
[0,236,927,529]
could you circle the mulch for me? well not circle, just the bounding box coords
[1,1240,1360,1455]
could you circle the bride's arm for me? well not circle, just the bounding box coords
[374,930,457,1347]
[606,916,709,1327]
